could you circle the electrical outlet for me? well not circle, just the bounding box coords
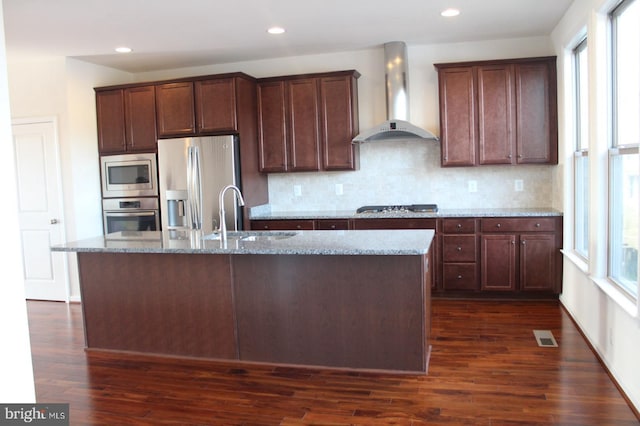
[515,180,524,192]
[468,180,478,193]
[294,185,302,196]
[335,183,344,195]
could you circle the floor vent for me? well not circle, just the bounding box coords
[533,330,558,347]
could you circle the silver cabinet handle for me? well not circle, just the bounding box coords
[50,218,58,224]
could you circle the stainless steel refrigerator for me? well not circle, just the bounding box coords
[157,135,243,234]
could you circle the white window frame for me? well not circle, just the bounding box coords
[608,0,639,301]
[573,38,589,261]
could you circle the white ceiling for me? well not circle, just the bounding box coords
[2,0,573,73]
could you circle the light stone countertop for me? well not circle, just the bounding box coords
[249,206,563,220]
[51,229,434,256]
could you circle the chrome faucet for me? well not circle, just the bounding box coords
[218,185,245,243]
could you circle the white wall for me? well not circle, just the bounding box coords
[7,57,133,300]
[0,2,36,402]
[552,0,640,411]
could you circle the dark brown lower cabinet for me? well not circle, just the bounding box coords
[481,234,517,291]
[480,217,562,294]
[519,233,557,291]
[440,218,479,291]
[250,215,562,297]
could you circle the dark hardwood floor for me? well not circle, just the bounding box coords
[27,299,639,425]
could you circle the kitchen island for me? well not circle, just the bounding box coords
[52,229,434,374]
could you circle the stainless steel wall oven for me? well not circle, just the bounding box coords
[103,198,159,234]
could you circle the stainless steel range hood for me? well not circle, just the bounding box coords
[353,41,439,143]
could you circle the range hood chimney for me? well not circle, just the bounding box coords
[353,41,439,143]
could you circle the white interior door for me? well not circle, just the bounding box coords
[12,119,68,301]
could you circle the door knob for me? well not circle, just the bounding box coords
[50,218,58,224]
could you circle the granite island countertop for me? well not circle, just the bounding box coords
[248,206,563,220]
[51,229,434,256]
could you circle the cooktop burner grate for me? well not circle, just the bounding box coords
[356,204,438,213]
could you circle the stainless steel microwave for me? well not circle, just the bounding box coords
[100,153,158,198]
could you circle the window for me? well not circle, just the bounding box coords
[573,38,589,259]
[609,0,639,298]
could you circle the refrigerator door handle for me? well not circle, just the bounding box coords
[187,145,203,230]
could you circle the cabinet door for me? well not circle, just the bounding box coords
[156,82,196,137]
[514,60,557,164]
[124,86,157,152]
[287,78,321,171]
[481,234,517,291]
[195,78,237,133]
[257,81,288,172]
[96,89,126,154]
[520,233,556,291]
[477,65,515,165]
[438,67,477,166]
[320,75,358,170]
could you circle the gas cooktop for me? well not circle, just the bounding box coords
[356,204,438,214]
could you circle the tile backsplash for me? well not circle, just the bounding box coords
[266,140,557,212]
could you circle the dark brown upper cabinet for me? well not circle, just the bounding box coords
[257,70,360,173]
[195,77,238,134]
[95,86,157,154]
[155,82,196,137]
[155,76,249,138]
[319,74,360,171]
[435,57,557,167]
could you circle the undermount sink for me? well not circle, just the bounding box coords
[202,231,297,241]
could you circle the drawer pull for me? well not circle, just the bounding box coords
[535,223,541,227]
[456,223,462,228]
[457,275,463,279]
[456,246,462,251]
[330,225,336,229]
[496,223,501,228]
[296,225,302,229]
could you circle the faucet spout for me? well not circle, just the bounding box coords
[218,185,245,243]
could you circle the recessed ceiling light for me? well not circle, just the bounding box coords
[115,46,132,53]
[441,8,460,17]
[267,26,286,35]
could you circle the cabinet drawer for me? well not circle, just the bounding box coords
[315,219,350,230]
[442,218,477,234]
[481,217,557,233]
[251,220,315,230]
[443,264,478,291]
[442,235,477,262]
